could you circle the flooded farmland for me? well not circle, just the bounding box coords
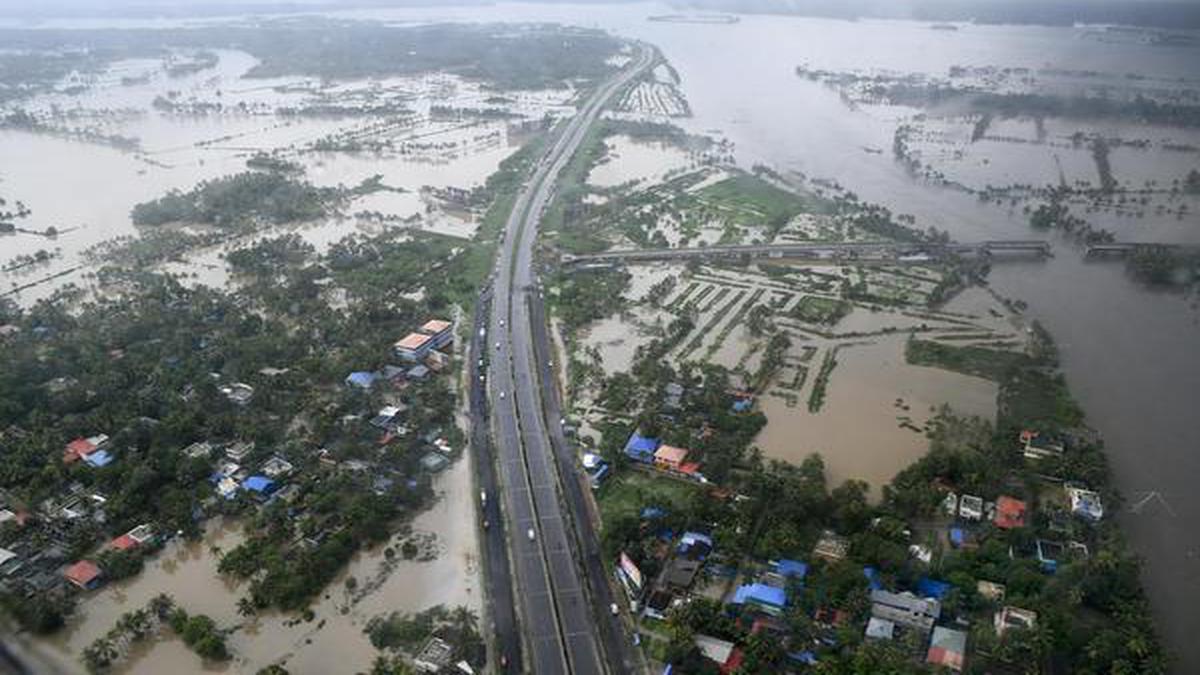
[756,336,997,492]
[1,46,572,303]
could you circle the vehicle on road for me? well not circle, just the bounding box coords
[499,391,506,399]
[483,519,490,530]
[495,341,501,350]
[610,603,619,616]
[527,528,536,541]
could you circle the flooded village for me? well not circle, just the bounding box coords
[1,3,1199,675]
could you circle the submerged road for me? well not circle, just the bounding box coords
[485,44,654,674]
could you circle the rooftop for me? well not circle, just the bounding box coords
[694,634,735,666]
[625,432,660,455]
[733,583,787,609]
[345,371,378,388]
[64,559,102,587]
[994,496,1028,529]
[84,449,114,468]
[395,332,433,350]
[655,444,689,464]
[110,534,138,551]
[813,530,849,561]
[927,626,968,671]
[865,616,895,640]
[995,606,1038,636]
[421,319,452,334]
[773,559,808,579]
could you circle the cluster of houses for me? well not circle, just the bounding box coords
[204,441,293,502]
[342,318,455,392]
[622,432,706,484]
[624,519,1044,674]
[608,425,1111,673]
[0,478,159,601]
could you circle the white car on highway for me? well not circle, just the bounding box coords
[527,528,536,541]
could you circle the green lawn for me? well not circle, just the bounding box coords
[698,173,830,230]
[792,295,851,324]
[597,470,699,525]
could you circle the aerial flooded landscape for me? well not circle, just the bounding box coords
[0,1,1198,674]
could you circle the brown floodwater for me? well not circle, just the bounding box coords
[755,336,997,494]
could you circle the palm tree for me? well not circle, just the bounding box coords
[450,605,478,637]
[237,597,257,618]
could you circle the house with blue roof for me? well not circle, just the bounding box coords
[772,559,808,580]
[678,531,714,560]
[345,371,378,389]
[640,506,667,520]
[863,566,883,590]
[732,583,787,615]
[917,577,952,601]
[84,450,114,468]
[624,433,660,463]
[243,475,278,499]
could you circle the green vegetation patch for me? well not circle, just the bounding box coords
[598,471,699,526]
[905,338,1030,382]
[550,266,632,332]
[366,605,485,671]
[792,295,851,325]
[697,172,828,233]
[131,171,341,228]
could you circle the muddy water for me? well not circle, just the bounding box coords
[586,134,693,188]
[33,457,479,674]
[756,337,997,493]
[1,49,563,303]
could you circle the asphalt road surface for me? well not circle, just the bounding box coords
[484,44,654,674]
[468,288,523,672]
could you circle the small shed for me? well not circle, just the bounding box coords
[345,371,377,389]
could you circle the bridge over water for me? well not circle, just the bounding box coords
[1084,242,1200,259]
[560,240,1052,265]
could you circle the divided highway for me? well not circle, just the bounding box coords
[483,45,654,674]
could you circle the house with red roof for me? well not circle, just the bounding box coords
[394,332,435,362]
[63,560,103,589]
[926,626,967,671]
[109,534,138,551]
[419,319,454,350]
[62,434,109,464]
[994,496,1028,529]
[654,444,690,472]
